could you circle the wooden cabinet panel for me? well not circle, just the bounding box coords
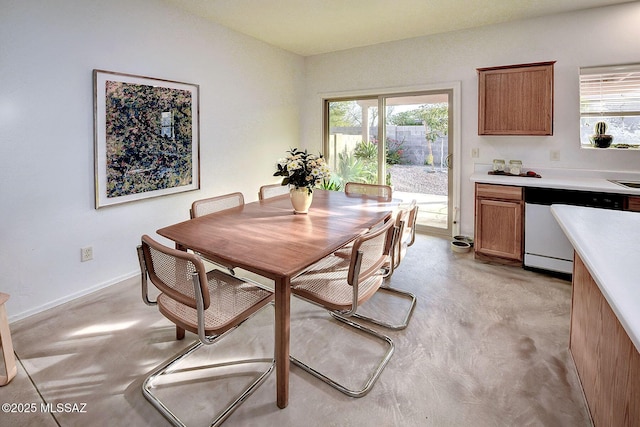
[626,196,640,212]
[474,183,523,263]
[476,183,523,201]
[475,199,523,261]
[570,254,640,426]
[478,61,555,135]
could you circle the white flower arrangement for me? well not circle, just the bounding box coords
[274,148,331,194]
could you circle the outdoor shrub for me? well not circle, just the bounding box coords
[386,137,405,165]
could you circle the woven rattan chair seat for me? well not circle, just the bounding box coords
[138,234,275,426]
[291,255,382,311]
[158,269,273,336]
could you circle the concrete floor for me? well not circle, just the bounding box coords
[0,234,591,426]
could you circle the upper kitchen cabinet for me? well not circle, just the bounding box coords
[477,61,555,135]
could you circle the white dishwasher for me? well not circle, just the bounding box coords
[524,187,624,275]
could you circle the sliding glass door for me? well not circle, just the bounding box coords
[325,97,382,186]
[325,89,454,236]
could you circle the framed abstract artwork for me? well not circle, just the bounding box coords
[93,70,200,208]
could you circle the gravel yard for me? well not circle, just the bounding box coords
[388,165,448,196]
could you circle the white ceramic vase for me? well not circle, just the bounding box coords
[290,187,313,214]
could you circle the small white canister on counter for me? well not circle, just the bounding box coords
[509,160,522,175]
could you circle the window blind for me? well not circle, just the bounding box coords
[580,64,640,116]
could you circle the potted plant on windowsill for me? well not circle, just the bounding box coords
[590,121,613,148]
[274,148,331,214]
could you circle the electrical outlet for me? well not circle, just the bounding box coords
[81,246,93,262]
[550,150,560,161]
[471,148,479,158]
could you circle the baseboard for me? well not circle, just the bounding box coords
[9,271,140,323]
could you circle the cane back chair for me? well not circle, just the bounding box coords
[389,199,419,273]
[335,182,393,257]
[351,202,417,330]
[344,182,393,202]
[137,235,274,426]
[258,183,289,201]
[189,192,245,275]
[332,198,417,330]
[190,192,245,219]
[288,215,396,397]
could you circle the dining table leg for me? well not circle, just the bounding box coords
[274,276,291,408]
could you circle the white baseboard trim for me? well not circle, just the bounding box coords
[9,271,140,323]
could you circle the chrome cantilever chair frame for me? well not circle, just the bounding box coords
[405,201,418,247]
[336,202,418,330]
[137,237,274,427]
[293,312,394,398]
[289,217,396,398]
[351,219,417,331]
[387,199,418,275]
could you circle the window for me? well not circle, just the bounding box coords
[580,64,640,148]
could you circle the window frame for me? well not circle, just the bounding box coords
[579,63,640,149]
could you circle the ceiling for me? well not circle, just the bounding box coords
[162,0,631,56]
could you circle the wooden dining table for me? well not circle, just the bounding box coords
[156,189,395,408]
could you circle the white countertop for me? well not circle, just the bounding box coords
[470,165,640,195]
[551,205,640,352]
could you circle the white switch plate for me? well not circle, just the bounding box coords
[471,148,479,158]
[550,150,560,161]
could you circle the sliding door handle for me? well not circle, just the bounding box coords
[445,153,453,169]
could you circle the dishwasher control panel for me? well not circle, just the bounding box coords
[525,187,624,209]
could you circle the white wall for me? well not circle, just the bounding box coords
[4,1,639,320]
[0,0,304,320]
[301,2,640,236]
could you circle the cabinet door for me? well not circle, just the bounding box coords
[475,198,523,261]
[626,196,640,212]
[478,61,554,135]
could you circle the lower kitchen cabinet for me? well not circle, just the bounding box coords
[571,254,640,426]
[474,183,523,264]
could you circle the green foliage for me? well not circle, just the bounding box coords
[332,136,408,187]
[354,140,377,161]
[388,110,424,126]
[336,150,366,184]
[319,178,343,191]
[386,138,405,165]
[354,138,406,165]
[360,161,378,184]
[387,103,449,143]
[420,103,449,143]
[328,101,362,127]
